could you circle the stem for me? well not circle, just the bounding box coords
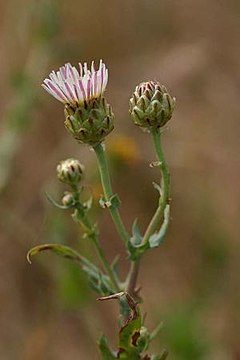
[142,128,170,245]
[79,214,120,292]
[126,129,170,297]
[126,260,140,296]
[93,142,129,246]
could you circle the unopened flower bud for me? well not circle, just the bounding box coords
[57,158,84,186]
[62,192,75,206]
[129,81,176,130]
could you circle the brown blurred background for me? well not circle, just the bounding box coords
[0,0,240,359]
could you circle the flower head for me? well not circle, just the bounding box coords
[42,60,114,145]
[42,60,108,107]
[129,80,176,130]
[57,158,84,186]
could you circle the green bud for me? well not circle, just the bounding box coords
[129,81,176,130]
[64,97,114,146]
[57,158,84,186]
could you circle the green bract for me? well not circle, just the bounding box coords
[64,98,114,145]
[129,81,176,130]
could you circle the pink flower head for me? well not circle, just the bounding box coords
[42,60,108,106]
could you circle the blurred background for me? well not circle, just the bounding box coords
[0,0,240,359]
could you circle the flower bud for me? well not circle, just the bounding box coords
[129,81,176,130]
[64,97,114,145]
[57,158,84,186]
[62,191,75,206]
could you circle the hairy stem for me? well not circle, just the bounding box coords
[93,142,129,246]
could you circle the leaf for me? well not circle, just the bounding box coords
[98,335,117,360]
[127,220,148,261]
[149,321,164,341]
[118,315,142,358]
[131,219,142,246]
[83,195,93,211]
[158,349,169,359]
[45,191,69,210]
[111,255,120,282]
[149,205,170,248]
[98,292,142,358]
[27,243,113,296]
[27,243,82,264]
[152,181,162,196]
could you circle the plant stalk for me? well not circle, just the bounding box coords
[127,128,170,296]
[77,213,120,292]
[142,128,170,245]
[93,142,129,246]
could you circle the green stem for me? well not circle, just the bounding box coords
[126,129,170,297]
[93,142,129,246]
[142,128,170,245]
[126,260,140,297]
[76,211,120,292]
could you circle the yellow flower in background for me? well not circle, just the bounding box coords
[108,135,140,167]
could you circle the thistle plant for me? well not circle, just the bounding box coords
[28,60,176,359]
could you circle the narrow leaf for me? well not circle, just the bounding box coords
[45,191,69,209]
[131,219,142,246]
[149,205,170,248]
[27,243,82,264]
[98,335,117,360]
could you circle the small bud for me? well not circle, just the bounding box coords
[57,158,84,186]
[62,191,75,206]
[129,81,176,130]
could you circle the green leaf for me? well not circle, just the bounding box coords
[158,349,169,359]
[27,243,82,264]
[118,315,142,358]
[98,335,117,360]
[45,191,70,209]
[131,219,142,246]
[152,181,162,196]
[149,205,170,248]
[83,195,93,211]
[27,243,113,296]
[111,255,120,282]
[127,219,147,260]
